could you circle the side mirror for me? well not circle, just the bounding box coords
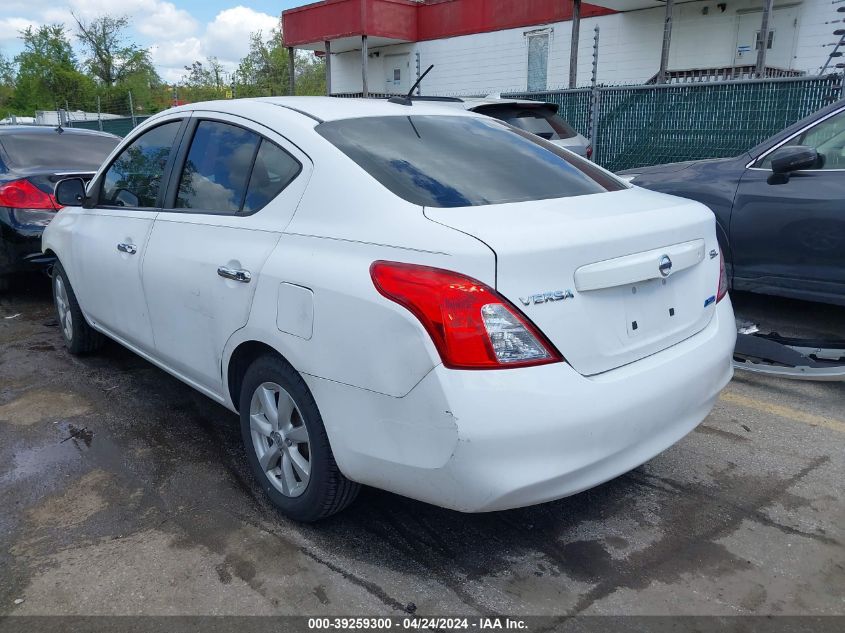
[54,178,86,207]
[770,145,821,175]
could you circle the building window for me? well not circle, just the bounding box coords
[527,33,549,92]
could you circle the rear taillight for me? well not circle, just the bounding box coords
[0,179,58,210]
[370,261,563,370]
[717,251,728,303]
[586,145,593,160]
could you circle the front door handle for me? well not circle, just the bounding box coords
[217,266,252,283]
[117,243,137,255]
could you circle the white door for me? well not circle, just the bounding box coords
[71,118,185,351]
[384,54,410,94]
[141,114,311,394]
[734,8,798,69]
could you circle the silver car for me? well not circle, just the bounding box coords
[444,95,592,158]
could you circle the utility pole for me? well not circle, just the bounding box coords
[128,91,137,128]
[755,0,775,78]
[569,0,582,88]
[288,47,296,95]
[325,40,332,96]
[657,0,674,83]
[361,35,369,97]
[97,96,102,132]
[588,26,601,161]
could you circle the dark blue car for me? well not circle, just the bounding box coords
[0,126,119,292]
[621,99,845,308]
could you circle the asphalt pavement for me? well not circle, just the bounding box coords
[1,279,843,618]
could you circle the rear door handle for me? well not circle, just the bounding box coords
[117,243,137,255]
[217,266,252,283]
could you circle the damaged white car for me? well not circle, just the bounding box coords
[44,97,736,521]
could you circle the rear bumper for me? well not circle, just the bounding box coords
[308,298,736,512]
[0,209,47,276]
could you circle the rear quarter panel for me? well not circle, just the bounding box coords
[223,139,497,401]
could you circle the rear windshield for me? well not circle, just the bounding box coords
[474,104,578,140]
[316,115,621,208]
[0,132,119,171]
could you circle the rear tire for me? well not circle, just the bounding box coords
[239,354,359,522]
[52,262,105,355]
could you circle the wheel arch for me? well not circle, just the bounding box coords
[225,338,292,413]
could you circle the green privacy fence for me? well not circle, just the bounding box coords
[506,75,844,171]
[70,115,152,137]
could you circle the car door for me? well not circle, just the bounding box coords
[731,107,845,299]
[70,117,186,351]
[141,113,311,395]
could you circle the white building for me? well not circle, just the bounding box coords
[282,0,840,95]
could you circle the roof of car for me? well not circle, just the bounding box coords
[0,125,119,138]
[163,96,487,124]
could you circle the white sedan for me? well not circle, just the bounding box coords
[45,97,736,521]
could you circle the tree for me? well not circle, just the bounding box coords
[235,30,291,97]
[73,14,155,86]
[72,14,162,114]
[179,57,228,101]
[294,53,326,96]
[12,25,94,112]
[0,51,14,110]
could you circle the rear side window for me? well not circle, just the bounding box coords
[317,115,621,208]
[175,121,300,214]
[475,105,578,140]
[101,121,181,208]
[242,140,302,213]
[0,132,119,171]
[176,121,260,213]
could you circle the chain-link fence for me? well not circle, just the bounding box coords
[17,76,843,171]
[507,75,845,171]
[6,92,159,138]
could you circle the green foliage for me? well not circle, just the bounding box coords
[178,57,229,102]
[0,17,327,119]
[12,25,95,113]
[74,14,158,86]
[0,51,14,111]
[235,30,291,97]
[295,53,326,96]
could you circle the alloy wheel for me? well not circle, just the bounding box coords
[54,276,73,342]
[249,381,311,497]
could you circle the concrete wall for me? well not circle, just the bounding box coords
[328,0,834,94]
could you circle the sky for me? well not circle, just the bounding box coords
[0,1,313,83]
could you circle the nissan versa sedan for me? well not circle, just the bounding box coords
[44,98,736,521]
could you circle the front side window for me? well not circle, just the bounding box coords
[176,121,261,213]
[100,121,181,208]
[759,109,845,170]
[317,115,623,208]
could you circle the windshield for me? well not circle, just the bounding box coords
[0,132,119,171]
[316,115,621,208]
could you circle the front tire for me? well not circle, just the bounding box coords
[52,262,105,355]
[239,354,359,522]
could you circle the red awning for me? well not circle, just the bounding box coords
[282,0,615,52]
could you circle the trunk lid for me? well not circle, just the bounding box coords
[425,188,721,375]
